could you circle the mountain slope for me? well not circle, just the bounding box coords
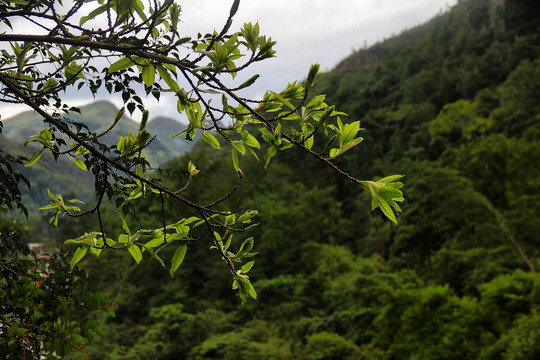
[146,116,194,165]
[0,100,194,166]
[0,101,196,213]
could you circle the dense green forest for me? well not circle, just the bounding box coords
[4,0,540,358]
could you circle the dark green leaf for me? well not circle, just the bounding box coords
[79,4,107,26]
[237,74,260,89]
[230,0,240,17]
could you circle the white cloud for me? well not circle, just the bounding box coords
[1,0,457,120]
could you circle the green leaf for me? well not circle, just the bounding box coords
[371,194,379,211]
[364,181,377,195]
[224,214,236,226]
[140,110,149,130]
[89,246,102,256]
[132,0,147,21]
[274,122,282,138]
[224,235,232,251]
[143,236,165,249]
[128,244,143,264]
[146,248,166,268]
[340,121,361,146]
[278,139,293,150]
[197,88,221,95]
[387,181,404,190]
[305,63,320,93]
[264,145,277,168]
[25,150,42,167]
[188,161,199,176]
[237,237,254,257]
[305,135,314,150]
[246,146,260,162]
[387,199,402,213]
[127,186,143,200]
[232,148,240,172]
[378,198,398,225]
[272,91,295,111]
[246,279,257,299]
[141,64,155,87]
[6,0,30,6]
[119,213,130,234]
[117,136,126,152]
[341,137,363,154]
[241,261,254,274]
[202,132,220,149]
[70,247,88,270]
[42,78,59,93]
[156,65,180,92]
[108,57,135,73]
[378,175,404,184]
[74,158,87,171]
[245,133,260,149]
[170,245,187,277]
[259,127,275,144]
[237,210,258,223]
[40,204,57,210]
[114,107,125,123]
[237,74,260,89]
[64,61,84,82]
[237,277,257,302]
[379,185,403,199]
[329,148,340,158]
[79,4,107,25]
[306,94,326,110]
[232,141,246,155]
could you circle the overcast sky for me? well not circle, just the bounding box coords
[1,0,457,120]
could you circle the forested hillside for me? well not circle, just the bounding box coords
[14,0,540,358]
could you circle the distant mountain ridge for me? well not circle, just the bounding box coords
[0,101,196,211]
[1,100,194,165]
